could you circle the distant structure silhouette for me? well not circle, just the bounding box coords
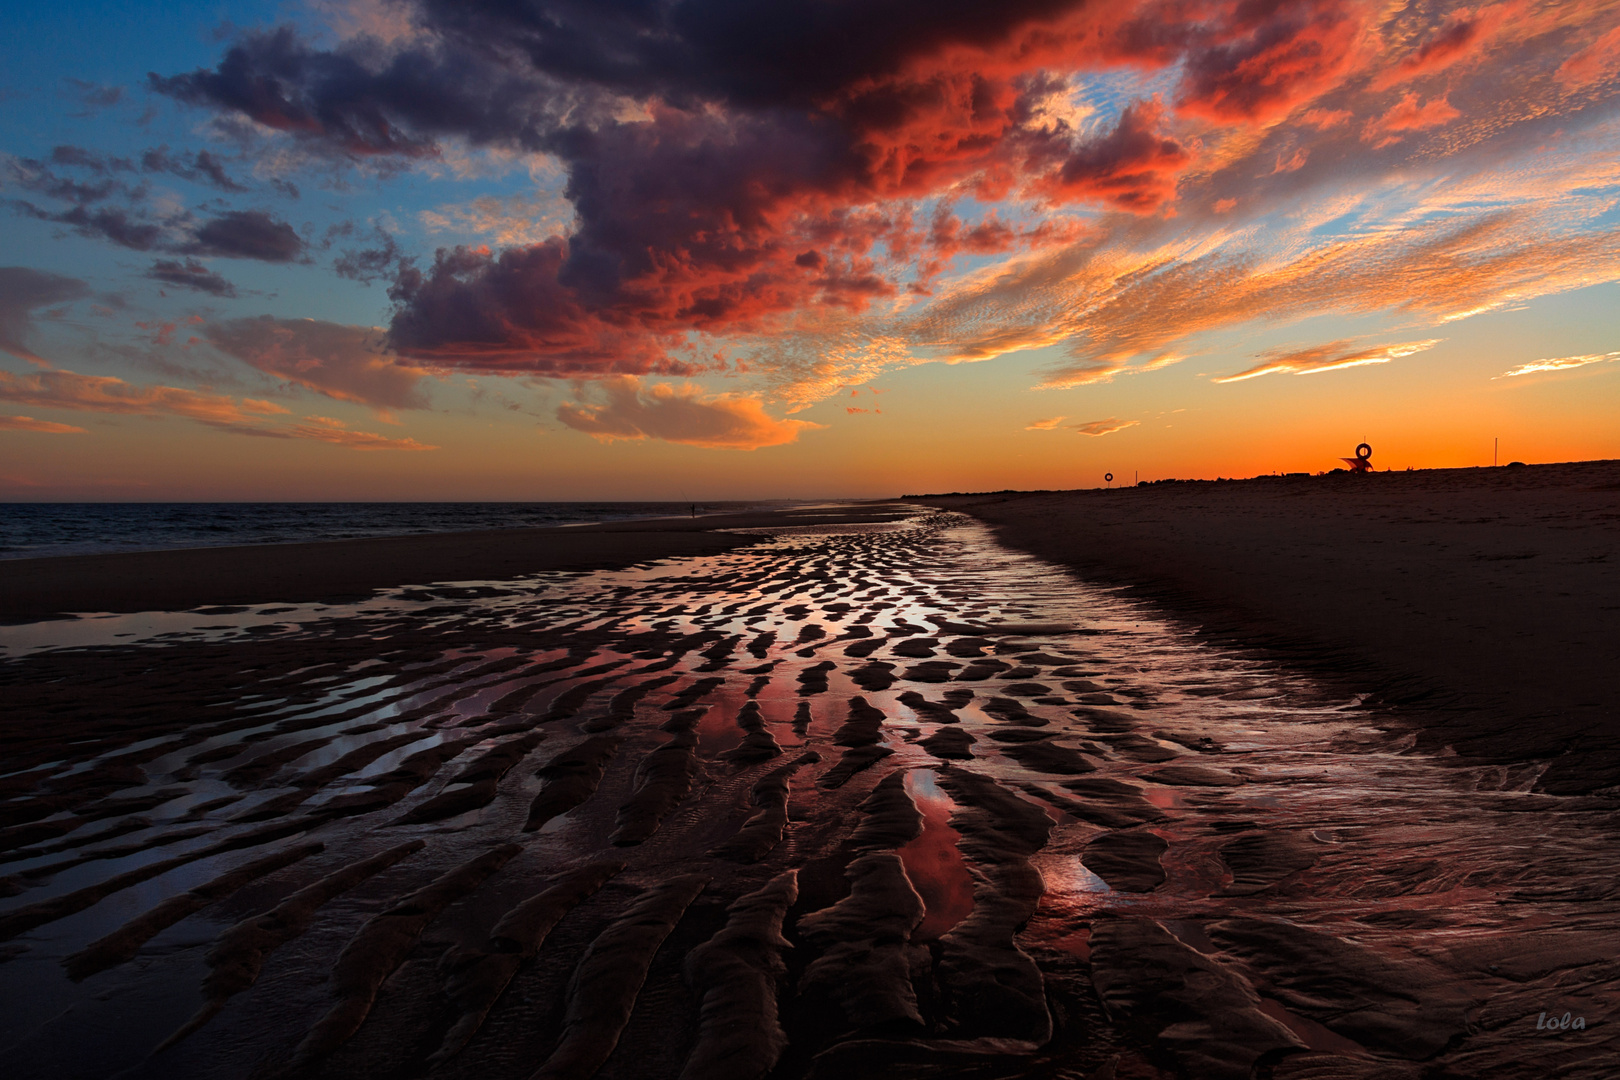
[1341,442,1373,473]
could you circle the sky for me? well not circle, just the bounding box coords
[1,0,1617,501]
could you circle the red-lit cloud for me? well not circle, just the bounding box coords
[21,0,1614,417]
[1361,93,1462,148]
[1371,2,1517,90]
[1558,24,1620,87]
[555,376,822,450]
[1037,101,1192,213]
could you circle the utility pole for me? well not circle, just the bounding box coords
[1494,437,1498,467]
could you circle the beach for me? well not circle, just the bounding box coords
[919,458,1620,795]
[0,494,1616,1079]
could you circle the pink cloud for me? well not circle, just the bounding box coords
[1297,107,1352,129]
[1557,23,1620,87]
[556,376,823,450]
[0,415,86,433]
[283,416,438,450]
[0,367,291,426]
[208,316,432,410]
[0,367,436,449]
[1361,93,1462,148]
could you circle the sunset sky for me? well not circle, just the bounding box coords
[2,0,1617,500]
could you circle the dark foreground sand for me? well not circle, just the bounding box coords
[920,459,1620,795]
[0,498,1616,1080]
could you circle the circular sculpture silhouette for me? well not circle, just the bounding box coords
[1355,443,1372,461]
[1104,472,1114,483]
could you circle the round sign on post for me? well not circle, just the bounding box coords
[1104,472,1114,487]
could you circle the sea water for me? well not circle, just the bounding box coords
[0,501,793,560]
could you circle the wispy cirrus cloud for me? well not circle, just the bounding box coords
[0,267,89,364]
[0,415,85,433]
[1025,416,1067,430]
[146,258,237,297]
[1214,338,1442,383]
[206,316,432,410]
[283,415,437,450]
[1073,417,1138,436]
[0,367,435,449]
[556,376,822,450]
[1495,351,1620,379]
[0,367,287,426]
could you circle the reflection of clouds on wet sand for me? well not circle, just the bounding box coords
[0,510,1615,1077]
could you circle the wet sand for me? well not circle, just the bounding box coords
[920,459,1620,795]
[1,503,1616,1079]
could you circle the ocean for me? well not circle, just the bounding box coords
[0,501,794,560]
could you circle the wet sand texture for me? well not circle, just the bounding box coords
[63,841,324,981]
[432,859,628,1065]
[1207,917,1471,1058]
[0,817,325,941]
[709,753,819,863]
[526,736,623,831]
[154,840,427,1053]
[395,732,546,825]
[2,501,1617,1079]
[611,729,700,846]
[680,870,800,1080]
[921,459,1620,793]
[932,767,1051,1044]
[283,843,523,1071]
[1090,916,1306,1080]
[529,873,711,1080]
[796,852,926,1031]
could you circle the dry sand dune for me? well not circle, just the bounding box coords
[0,496,1615,1079]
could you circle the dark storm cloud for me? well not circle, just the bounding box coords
[151,0,1388,371]
[145,258,239,297]
[5,150,298,262]
[149,0,1620,382]
[330,223,405,285]
[184,211,306,262]
[139,146,248,191]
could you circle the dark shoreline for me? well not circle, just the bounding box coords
[0,505,905,621]
[921,459,1620,794]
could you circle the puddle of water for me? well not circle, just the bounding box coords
[897,769,976,940]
